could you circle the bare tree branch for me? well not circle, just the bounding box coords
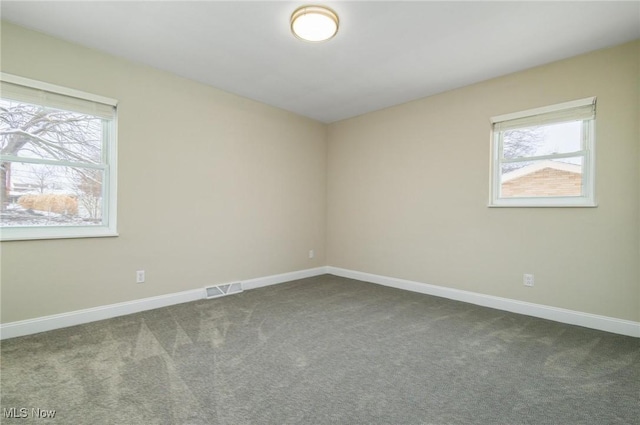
[1,101,104,211]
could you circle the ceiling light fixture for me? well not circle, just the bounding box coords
[290,5,339,42]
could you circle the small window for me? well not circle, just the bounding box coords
[0,73,118,240]
[490,97,596,207]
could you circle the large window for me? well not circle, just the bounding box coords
[490,97,596,207]
[0,73,118,240]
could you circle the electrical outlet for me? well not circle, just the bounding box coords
[523,274,534,287]
[309,249,315,259]
[136,270,145,283]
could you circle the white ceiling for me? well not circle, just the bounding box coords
[2,1,639,123]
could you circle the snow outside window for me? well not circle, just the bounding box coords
[0,73,118,240]
[489,97,596,207]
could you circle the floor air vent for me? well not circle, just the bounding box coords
[205,282,243,299]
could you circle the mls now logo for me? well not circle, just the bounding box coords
[3,407,56,419]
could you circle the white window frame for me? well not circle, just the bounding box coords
[489,97,597,208]
[0,73,118,241]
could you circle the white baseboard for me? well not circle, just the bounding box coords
[3,266,637,339]
[0,288,205,340]
[0,267,328,340]
[242,267,328,290]
[326,266,640,338]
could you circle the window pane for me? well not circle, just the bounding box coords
[1,161,104,227]
[500,157,583,198]
[503,121,582,160]
[0,98,103,164]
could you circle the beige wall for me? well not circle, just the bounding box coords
[327,41,640,322]
[0,22,327,323]
[1,22,638,326]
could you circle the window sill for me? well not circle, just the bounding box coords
[488,201,598,208]
[0,227,118,242]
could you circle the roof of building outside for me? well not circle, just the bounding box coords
[502,160,581,183]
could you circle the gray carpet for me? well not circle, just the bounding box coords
[1,275,639,424]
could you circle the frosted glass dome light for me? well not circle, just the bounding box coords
[291,6,339,42]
